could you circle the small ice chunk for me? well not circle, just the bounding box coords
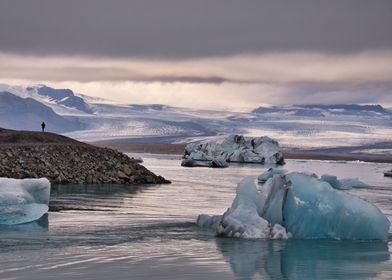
[321,174,368,190]
[320,174,347,190]
[258,168,288,183]
[197,214,222,228]
[0,178,50,225]
[340,178,369,189]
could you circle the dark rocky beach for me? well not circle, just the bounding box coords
[0,128,169,185]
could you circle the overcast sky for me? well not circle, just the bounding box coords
[0,0,391,109]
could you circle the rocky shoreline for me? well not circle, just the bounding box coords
[0,129,170,185]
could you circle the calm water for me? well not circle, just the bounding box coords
[1,154,392,280]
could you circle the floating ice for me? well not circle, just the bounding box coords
[258,168,288,183]
[284,173,388,239]
[321,174,368,190]
[320,174,347,190]
[340,178,369,189]
[198,176,291,239]
[198,172,389,240]
[181,157,228,168]
[184,134,284,165]
[0,178,50,225]
[197,214,222,228]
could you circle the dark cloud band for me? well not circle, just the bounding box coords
[0,0,391,59]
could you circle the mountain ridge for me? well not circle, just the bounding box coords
[1,83,391,149]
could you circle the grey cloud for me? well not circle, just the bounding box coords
[0,0,391,59]
[1,51,391,84]
[275,83,392,106]
[31,80,392,109]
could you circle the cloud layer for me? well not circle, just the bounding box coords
[1,51,392,84]
[1,1,391,109]
[0,0,391,58]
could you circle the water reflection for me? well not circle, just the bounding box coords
[51,183,149,195]
[216,238,391,280]
[0,214,48,232]
[0,214,49,254]
[50,184,155,211]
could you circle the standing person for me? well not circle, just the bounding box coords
[41,121,46,132]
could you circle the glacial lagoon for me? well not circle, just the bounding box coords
[0,154,392,280]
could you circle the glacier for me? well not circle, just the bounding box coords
[197,172,389,240]
[0,178,50,225]
[184,134,284,166]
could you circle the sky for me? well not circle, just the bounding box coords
[0,0,391,110]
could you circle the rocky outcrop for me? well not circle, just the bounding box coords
[0,129,169,185]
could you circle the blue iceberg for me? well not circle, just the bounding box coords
[320,174,369,190]
[197,172,390,240]
[0,178,50,225]
[284,173,388,239]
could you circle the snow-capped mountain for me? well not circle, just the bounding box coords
[0,91,84,132]
[0,84,94,115]
[252,104,390,117]
[0,83,391,150]
[31,86,93,114]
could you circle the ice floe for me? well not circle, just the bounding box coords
[197,172,389,240]
[183,134,284,167]
[0,178,50,225]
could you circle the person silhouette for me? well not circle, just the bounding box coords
[41,121,46,132]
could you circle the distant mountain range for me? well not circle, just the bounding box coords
[252,104,390,117]
[28,85,93,114]
[0,83,391,149]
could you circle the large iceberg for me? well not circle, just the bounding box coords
[184,135,284,165]
[197,172,389,240]
[0,178,50,225]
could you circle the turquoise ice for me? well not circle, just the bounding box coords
[198,172,390,240]
[320,174,369,190]
[0,178,50,225]
[284,173,389,240]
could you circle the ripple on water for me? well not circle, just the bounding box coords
[0,154,391,280]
